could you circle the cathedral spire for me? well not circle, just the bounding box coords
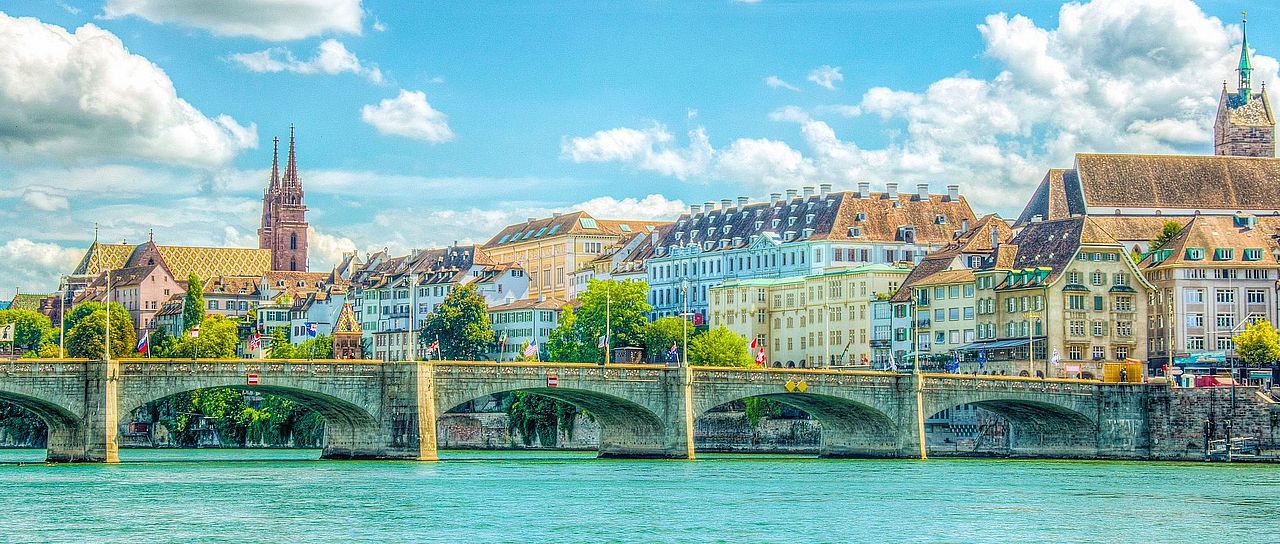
[1238,11,1253,97]
[269,136,280,190]
[284,123,299,186]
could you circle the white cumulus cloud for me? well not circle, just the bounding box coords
[102,0,364,41]
[229,39,382,83]
[807,65,844,90]
[21,189,69,212]
[360,90,454,143]
[764,75,800,91]
[0,239,83,293]
[0,13,256,167]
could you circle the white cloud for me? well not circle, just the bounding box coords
[564,0,1277,216]
[308,228,359,271]
[360,90,454,143]
[0,239,83,293]
[764,75,800,91]
[560,124,712,180]
[0,14,256,167]
[807,65,843,90]
[229,39,382,83]
[574,194,687,222]
[102,0,364,41]
[21,189,69,212]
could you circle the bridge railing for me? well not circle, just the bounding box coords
[922,373,1099,395]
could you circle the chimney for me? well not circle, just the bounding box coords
[770,192,782,204]
[886,183,898,199]
[552,212,562,217]
[947,184,960,202]
[721,198,732,210]
[737,196,749,208]
[704,200,715,212]
[961,219,970,233]
[917,183,929,200]
[690,204,701,214]
[786,188,798,200]
[819,183,832,197]
[1031,214,1043,223]
[858,182,870,198]
[803,186,815,198]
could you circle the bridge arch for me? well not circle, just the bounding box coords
[694,392,901,457]
[923,376,1100,458]
[431,363,684,458]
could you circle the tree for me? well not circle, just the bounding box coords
[643,316,686,362]
[149,325,176,357]
[65,303,135,359]
[688,326,753,367]
[0,309,53,352]
[547,306,596,363]
[1233,319,1280,368]
[267,328,296,359]
[422,284,494,360]
[170,314,239,358]
[182,273,204,333]
[1150,221,1184,250]
[547,279,652,362]
[63,301,105,335]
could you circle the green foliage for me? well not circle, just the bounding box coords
[170,314,239,359]
[643,316,686,362]
[267,328,295,358]
[688,325,753,367]
[182,273,204,333]
[65,303,135,359]
[547,279,652,362]
[144,389,324,448]
[63,301,104,335]
[423,285,495,360]
[0,404,46,447]
[1233,319,1280,367]
[504,392,580,447]
[149,325,176,357]
[547,306,596,363]
[744,397,785,426]
[0,309,52,352]
[1150,221,1184,250]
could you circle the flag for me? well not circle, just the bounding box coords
[499,333,508,351]
[0,323,12,342]
[248,333,262,352]
[189,326,200,338]
[597,335,607,349]
[749,337,758,351]
[307,322,318,338]
[136,331,149,354]
[668,341,678,355]
[755,348,767,366]
[523,340,538,358]
[428,339,440,354]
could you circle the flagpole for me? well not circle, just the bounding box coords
[604,288,611,366]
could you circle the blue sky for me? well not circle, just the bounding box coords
[0,0,1275,293]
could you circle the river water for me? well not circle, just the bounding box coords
[0,449,1273,543]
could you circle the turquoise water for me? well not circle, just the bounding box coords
[0,449,1274,543]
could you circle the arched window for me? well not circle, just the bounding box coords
[290,232,298,250]
[290,258,297,271]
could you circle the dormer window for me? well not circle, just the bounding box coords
[806,202,815,210]
[754,221,763,230]
[722,225,731,235]
[805,214,815,224]
[724,213,733,222]
[703,241,714,251]
[677,220,686,228]
[789,204,797,212]
[788,217,797,226]
[720,239,730,249]
[772,218,781,228]
[855,212,866,221]
[675,231,684,240]
[899,225,916,244]
[1213,248,1234,261]
[802,228,814,238]
[690,231,699,240]
[1185,248,1204,261]
[935,214,947,225]
[848,227,863,238]
[1244,248,1264,261]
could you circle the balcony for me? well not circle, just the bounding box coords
[869,339,891,348]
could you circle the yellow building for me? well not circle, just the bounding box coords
[709,264,910,368]
[482,211,667,300]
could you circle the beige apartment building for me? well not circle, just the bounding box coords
[969,217,1153,378]
[709,264,910,368]
[483,211,667,301]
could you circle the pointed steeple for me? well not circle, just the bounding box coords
[269,136,280,190]
[1238,11,1253,97]
[283,123,299,186]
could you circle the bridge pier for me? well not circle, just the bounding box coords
[319,361,438,460]
[597,366,694,460]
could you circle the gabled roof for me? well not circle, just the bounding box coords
[74,240,271,283]
[334,303,361,334]
[1141,215,1280,270]
[1075,153,1280,211]
[487,297,572,312]
[205,275,262,297]
[483,211,668,248]
[72,242,134,276]
[889,214,1011,302]
[1000,216,1122,287]
[1015,168,1084,225]
[8,293,49,312]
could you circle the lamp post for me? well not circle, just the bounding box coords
[681,279,690,367]
[1024,311,1041,377]
[58,275,67,359]
[823,303,831,368]
[604,287,612,366]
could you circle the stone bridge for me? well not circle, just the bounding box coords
[0,358,1151,463]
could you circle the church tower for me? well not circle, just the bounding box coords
[1214,13,1275,157]
[258,125,310,271]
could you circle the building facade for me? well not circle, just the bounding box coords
[258,127,310,272]
[487,297,568,361]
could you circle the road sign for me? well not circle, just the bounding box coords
[246,374,259,385]
[795,380,808,393]
[546,375,558,388]
[785,380,796,392]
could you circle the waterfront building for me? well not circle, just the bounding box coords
[968,216,1154,378]
[867,298,894,367]
[202,276,261,321]
[482,211,667,301]
[709,263,910,368]
[647,184,976,324]
[331,303,363,359]
[1139,214,1280,367]
[566,227,667,299]
[487,297,569,361]
[889,215,1014,366]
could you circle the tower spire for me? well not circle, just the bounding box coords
[269,136,280,189]
[1238,11,1253,97]
[284,123,298,185]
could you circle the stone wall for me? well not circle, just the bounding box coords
[1148,386,1280,460]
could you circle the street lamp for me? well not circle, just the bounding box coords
[681,280,690,367]
[58,275,67,359]
[1023,311,1041,377]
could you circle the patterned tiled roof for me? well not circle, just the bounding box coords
[334,303,361,334]
[72,242,134,276]
[73,240,271,283]
[8,293,49,312]
[1223,90,1274,126]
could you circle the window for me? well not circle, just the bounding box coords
[1092,346,1105,360]
[1006,298,1016,313]
[1090,271,1105,285]
[1116,321,1132,337]
[1092,321,1105,337]
[1114,296,1133,312]
[963,307,974,320]
[1215,289,1235,304]
[208,300,217,310]
[948,308,960,321]
[1217,337,1235,351]
[1248,289,1267,305]
[1069,345,1083,360]
[1244,248,1263,261]
[949,285,960,299]
[1068,295,1085,311]
[1115,346,1130,360]
[1093,296,1104,311]
[1185,248,1204,260]
[1069,321,1086,337]
[1213,248,1234,261]
[1186,336,1205,351]
[1067,271,1082,284]
[1184,288,1204,304]
[1216,313,1235,330]
[1186,313,1204,328]
[1112,272,1129,286]
[963,285,974,298]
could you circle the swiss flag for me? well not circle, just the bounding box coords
[755,348,767,366]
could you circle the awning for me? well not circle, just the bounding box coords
[1109,285,1137,293]
[955,338,1031,351]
